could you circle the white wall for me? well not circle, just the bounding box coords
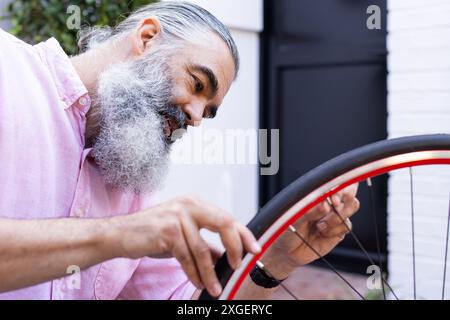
[158,0,263,247]
[387,0,450,299]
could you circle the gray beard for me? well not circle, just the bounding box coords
[91,51,186,194]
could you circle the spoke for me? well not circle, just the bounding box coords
[288,225,366,300]
[442,196,450,300]
[257,261,299,300]
[367,178,387,300]
[409,167,417,300]
[327,197,399,300]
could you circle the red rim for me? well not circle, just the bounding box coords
[227,157,450,300]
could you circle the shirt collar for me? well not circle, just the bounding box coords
[34,38,89,111]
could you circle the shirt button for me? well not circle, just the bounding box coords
[78,96,89,106]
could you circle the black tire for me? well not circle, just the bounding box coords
[199,134,450,300]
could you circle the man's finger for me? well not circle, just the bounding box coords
[182,197,260,255]
[236,223,261,255]
[320,218,352,237]
[317,196,360,230]
[218,219,244,269]
[172,232,203,290]
[342,183,359,199]
[341,197,360,219]
[181,217,222,297]
[299,200,331,224]
[330,183,359,207]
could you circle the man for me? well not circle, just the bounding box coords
[0,1,359,299]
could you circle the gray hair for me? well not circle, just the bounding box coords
[78,1,239,76]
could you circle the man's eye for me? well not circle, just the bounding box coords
[194,77,204,92]
[204,107,218,119]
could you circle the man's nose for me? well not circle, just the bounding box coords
[183,103,205,127]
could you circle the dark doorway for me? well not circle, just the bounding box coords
[259,0,388,273]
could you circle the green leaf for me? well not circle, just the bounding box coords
[5,0,157,55]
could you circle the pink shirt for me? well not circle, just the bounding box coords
[0,29,196,300]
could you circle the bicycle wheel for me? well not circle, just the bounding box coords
[199,134,450,300]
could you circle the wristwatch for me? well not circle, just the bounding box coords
[249,262,287,288]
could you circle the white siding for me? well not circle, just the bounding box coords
[387,0,450,299]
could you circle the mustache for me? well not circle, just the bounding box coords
[157,104,188,131]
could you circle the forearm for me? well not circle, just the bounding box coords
[0,217,118,293]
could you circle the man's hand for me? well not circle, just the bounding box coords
[108,196,261,297]
[261,183,360,280]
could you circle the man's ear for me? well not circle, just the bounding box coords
[132,17,162,55]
